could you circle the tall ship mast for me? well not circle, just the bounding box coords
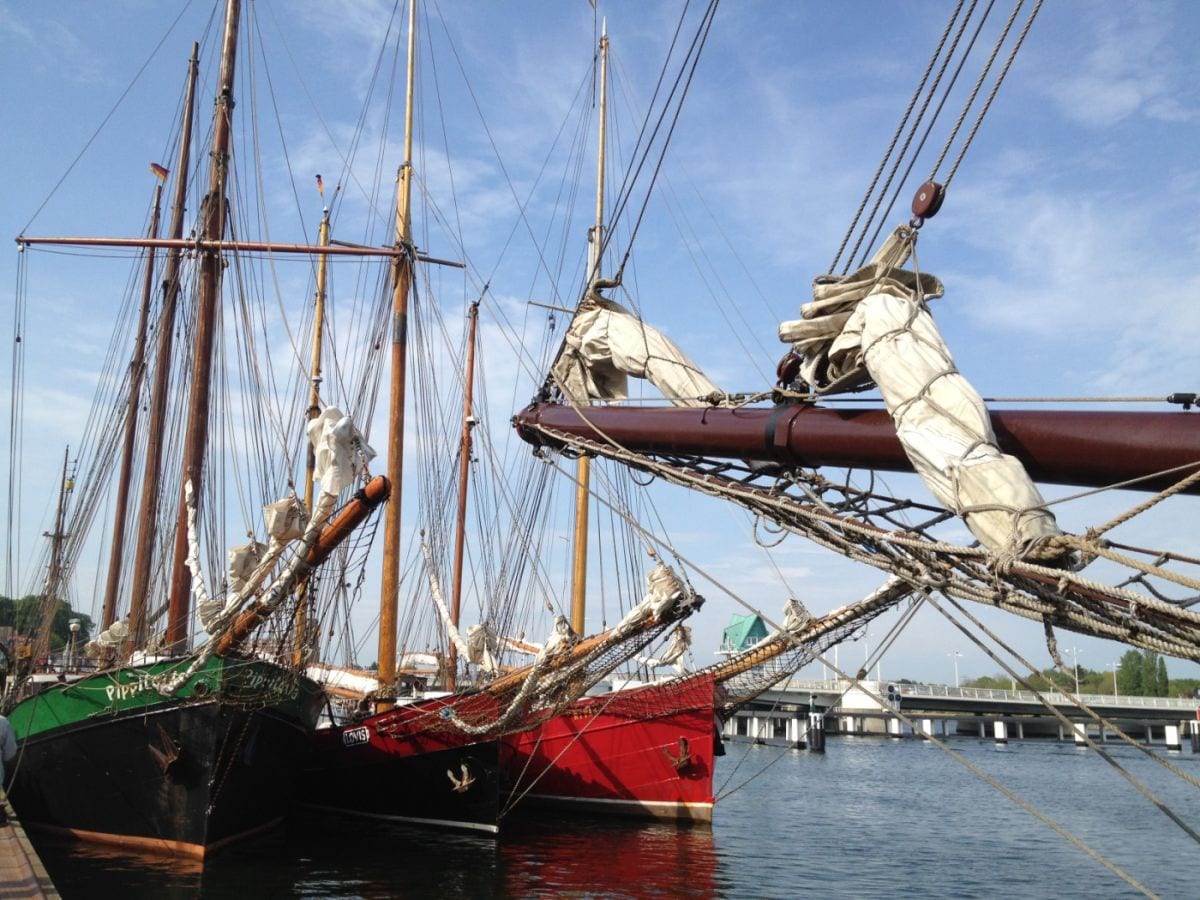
[5,0,388,859]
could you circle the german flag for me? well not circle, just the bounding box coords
[150,162,169,181]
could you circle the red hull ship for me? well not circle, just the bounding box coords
[503,673,719,823]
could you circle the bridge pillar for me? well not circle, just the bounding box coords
[1016,720,1024,740]
[978,720,986,739]
[993,720,1008,744]
[1165,724,1181,751]
[1192,721,1200,754]
[842,715,856,734]
[1072,722,1087,746]
[788,716,805,748]
[887,717,902,739]
[919,718,934,739]
[808,712,826,753]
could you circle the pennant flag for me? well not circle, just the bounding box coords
[316,174,324,197]
[150,162,169,182]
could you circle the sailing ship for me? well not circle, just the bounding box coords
[501,0,1200,829]
[5,0,393,857]
[294,4,709,836]
[10,1,1196,873]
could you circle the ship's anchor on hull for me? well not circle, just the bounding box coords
[664,736,693,773]
[148,722,182,775]
[447,763,475,793]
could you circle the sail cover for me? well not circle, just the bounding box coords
[552,292,720,407]
[779,227,1062,557]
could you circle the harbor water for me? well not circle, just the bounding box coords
[29,735,1199,898]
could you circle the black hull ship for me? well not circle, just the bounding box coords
[7,658,323,857]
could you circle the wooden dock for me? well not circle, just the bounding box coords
[0,791,58,899]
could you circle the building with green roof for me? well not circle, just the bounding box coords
[719,613,769,655]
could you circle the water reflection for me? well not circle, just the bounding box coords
[500,812,721,898]
[31,809,722,898]
[28,738,1198,898]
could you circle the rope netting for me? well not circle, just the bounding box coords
[523,423,1200,662]
[372,617,681,741]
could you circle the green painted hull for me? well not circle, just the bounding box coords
[8,655,320,741]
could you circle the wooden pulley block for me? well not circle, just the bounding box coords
[776,349,802,386]
[911,180,945,219]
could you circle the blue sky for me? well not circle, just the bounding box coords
[1,1,1198,684]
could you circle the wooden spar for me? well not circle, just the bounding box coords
[513,402,1200,495]
[707,583,910,686]
[127,44,199,653]
[466,592,685,700]
[293,207,332,667]
[214,476,390,656]
[570,24,610,635]
[447,301,480,690]
[377,0,418,710]
[165,0,240,654]
[99,180,162,632]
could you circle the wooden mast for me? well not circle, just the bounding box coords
[99,177,163,632]
[165,0,241,654]
[44,448,73,607]
[569,23,609,635]
[377,0,418,709]
[127,44,199,653]
[28,448,74,671]
[446,300,479,690]
[293,205,332,666]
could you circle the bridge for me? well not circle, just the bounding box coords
[724,679,1200,749]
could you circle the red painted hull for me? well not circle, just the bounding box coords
[502,673,719,823]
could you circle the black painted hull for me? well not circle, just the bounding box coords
[302,721,501,834]
[9,677,321,857]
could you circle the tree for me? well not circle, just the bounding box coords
[1140,651,1160,697]
[0,594,93,651]
[1155,655,1170,697]
[1117,650,1143,695]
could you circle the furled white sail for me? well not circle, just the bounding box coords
[779,227,1062,557]
[635,624,691,673]
[420,540,499,676]
[552,292,720,407]
[308,406,376,494]
[195,406,368,636]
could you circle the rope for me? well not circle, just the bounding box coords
[941,0,1045,189]
[829,0,966,273]
[526,420,1200,660]
[926,594,1200,844]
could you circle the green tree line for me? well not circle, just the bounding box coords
[0,594,94,651]
[965,649,1196,699]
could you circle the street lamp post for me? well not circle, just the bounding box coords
[68,618,80,672]
[948,650,962,688]
[1109,661,1119,700]
[1067,646,1081,695]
